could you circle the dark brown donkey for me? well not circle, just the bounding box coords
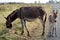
[4,6,47,36]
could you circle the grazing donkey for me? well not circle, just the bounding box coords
[48,10,58,37]
[4,6,47,36]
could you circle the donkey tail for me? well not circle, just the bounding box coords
[44,13,47,24]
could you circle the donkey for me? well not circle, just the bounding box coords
[48,10,58,37]
[4,6,47,36]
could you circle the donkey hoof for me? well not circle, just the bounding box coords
[21,31,24,35]
[15,32,18,34]
[21,33,23,35]
[27,34,31,37]
[41,33,44,36]
[21,33,24,35]
[55,35,57,37]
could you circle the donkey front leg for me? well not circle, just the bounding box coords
[21,19,24,35]
[24,20,30,36]
[42,23,45,36]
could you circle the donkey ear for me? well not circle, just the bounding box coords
[4,17,7,20]
[56,10,58,14]
[53,10,55,13]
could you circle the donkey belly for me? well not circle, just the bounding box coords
[25,18,38,22]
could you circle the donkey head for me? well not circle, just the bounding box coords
[53,10,58,19]
[5,17,12,29]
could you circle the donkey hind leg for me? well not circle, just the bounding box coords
[24,20,30,36]
[55,25,57,37]
[21,20,24,35]
[39,18,45,36]
[51,27,54,37]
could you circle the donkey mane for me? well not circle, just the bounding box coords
[6,9,19,22]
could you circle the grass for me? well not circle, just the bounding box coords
[0,3,51,40]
